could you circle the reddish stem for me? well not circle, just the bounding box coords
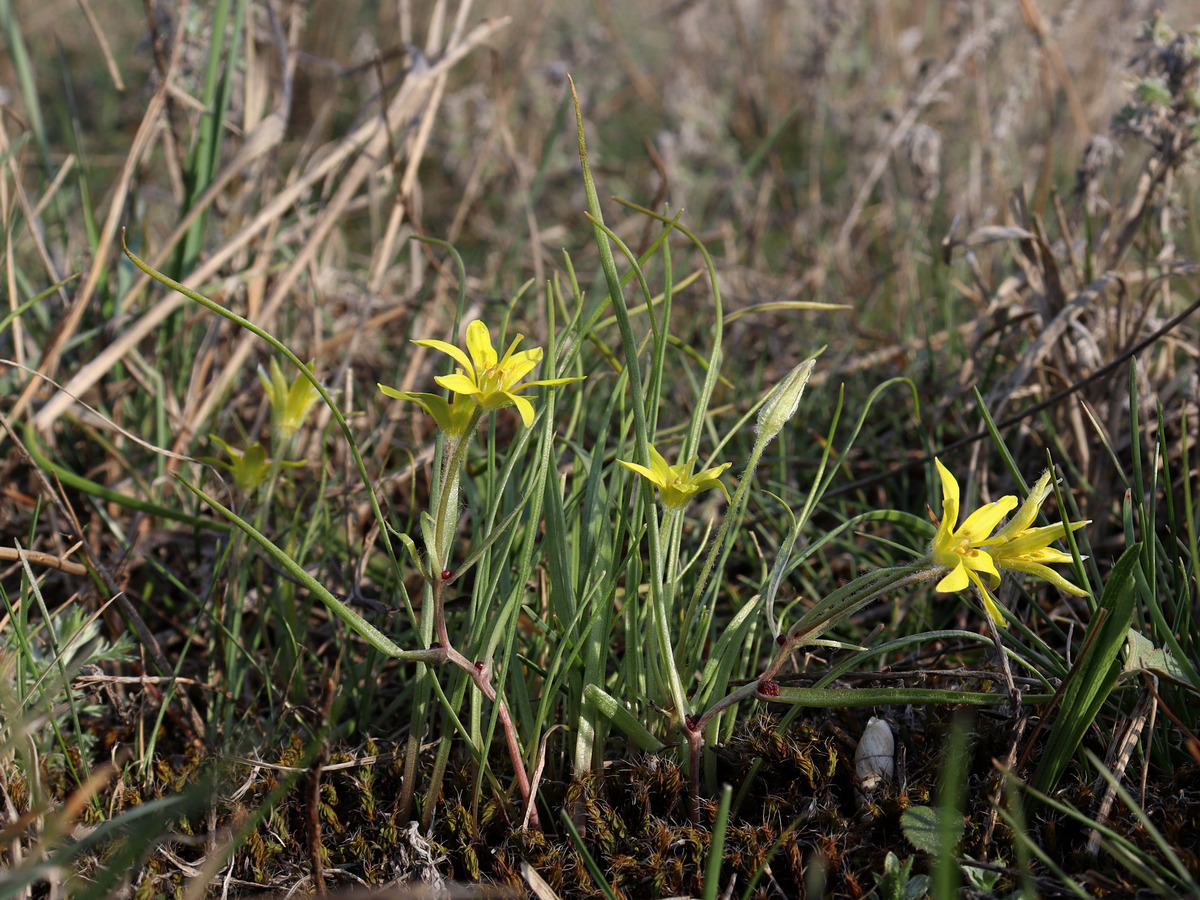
[445,646,541,830]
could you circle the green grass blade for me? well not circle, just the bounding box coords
[582,685,665,753]
[175,475,432,662]
[1033,541,1141,794]
[702,783,733,900]
[560,807,621,900]
[769,686,1055,707]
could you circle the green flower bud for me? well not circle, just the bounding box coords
[754,359,815,447]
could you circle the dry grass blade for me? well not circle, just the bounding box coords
[10,14,184,425]
[523,861,563,900]
[31,15,511,436]
[74,0,124,90]
[1086,680,1156,855]
[0,545,87,576]
[985,272,1120,416]
[834,10,1007,262]
[181,16,511,441]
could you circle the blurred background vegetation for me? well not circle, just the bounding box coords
[3,0,1200,896]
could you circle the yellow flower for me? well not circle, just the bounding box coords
[259,358,321,443]
[930,459,1088,625]
[989,470,1090,597]
[408,320,583,428]
[619,444,731,510]
[203,436,303,493]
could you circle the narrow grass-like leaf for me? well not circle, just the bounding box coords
[560,808,621,900]
[1033,541,1141,794]
[0,0,49,161]
[768,686,1054,707]
[569,76,687,721]
[702,783,733,900]
[176,476,434,662]
[582,685,665,753]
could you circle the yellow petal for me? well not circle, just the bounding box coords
[958,495,1018,541]
[979,588,1009,628]
[965,549,1002,588]
[935,459,961,525]
[996,522,1085,557]
[436,372,483,396]
[497,332,527,366]
[936,564,970,593]
[507,393,536,427]
[999,561,1089,596]
[465,320,498,370]
[618,459,661,485]
[413,337,474,375]
[500,348,543,386]
[511,375,587,391]
[647,445,674,484]
[994,470,1054,540]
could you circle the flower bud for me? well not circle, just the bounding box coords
[755,359,815,447]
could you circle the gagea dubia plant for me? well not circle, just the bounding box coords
[117,79,1106,836]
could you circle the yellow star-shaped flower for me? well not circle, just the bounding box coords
[619,444,731,510]
[930,459,1088,625]
[408,320,583,428]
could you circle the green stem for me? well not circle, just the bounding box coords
[651,506,690,719]
[683,434,768,649]
[430,410,484,571]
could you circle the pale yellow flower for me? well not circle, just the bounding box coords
[259,358,321,442]
[203,436,303,493]
[619,444,731,510]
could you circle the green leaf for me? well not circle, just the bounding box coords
[874,852,930,900]
[1124,629,1200,693]
[1033,542,1141,795]
[902,805,955,855]
[582,685,665,753]
[391,528,427,577]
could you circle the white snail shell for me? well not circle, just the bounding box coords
[854,716,895,793]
